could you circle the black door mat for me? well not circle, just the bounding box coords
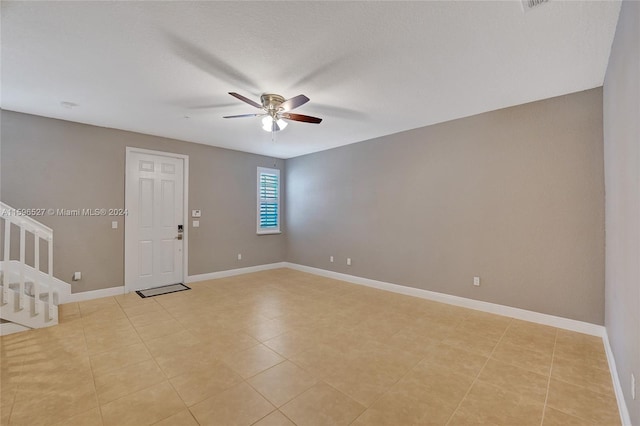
[136,283,190,298]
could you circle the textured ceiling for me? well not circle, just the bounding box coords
[1,1,621,159]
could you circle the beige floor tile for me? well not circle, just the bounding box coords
[189,330,260,358]
[546,379,620,425]
[51,407,103,426]
[16,327,87,364]
[554,330,609,368]
[85,326,141,355]
[349,316,406,342]
[17,358,94,395]
[243,318,291,342]
[491,340,553,375]
[1,400,14,426]
[190,382,275,426]
[222,344,285,379]
[477,358,549,403]
[128,310,175,329]
[500,319,557,354]
[116,300,165,312]
[94,359,166,404]
[252,410,296,426]
[542,407,597,426]
[321,362,400,407]
[114,292,158,309]
[169,360,242,406]
[20,349,89,375]
[342,340,422,379]
[144,329,199,352]
[151,409,199,425]
[1,269,622,426]
[352,362,473,426]
[152,346,219,378]
[449,381,544,426]
[456,315,511,340]
[83,316,133,333]
[89,341,151,375]
[10,382,98,426]
[59,302,81,321]
[100,381,185,426]
[122,301,165,318]
[552,355,614,395]
[441,328,499,356]
[422,343,488,377]
[134,319,186,342]
[288,343,346,379]
[81,308,129,328]
[385,326,448,358]
[78,297,120,316]
[408,360,477,404]
[280,382,365,426]
[248,360,318,407]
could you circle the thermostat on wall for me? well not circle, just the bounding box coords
[192,209,201,218]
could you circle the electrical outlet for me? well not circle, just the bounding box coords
[473,277,480,286]
[237,253,242,261]
[73,272,82,281]
[346,258,351,266]
[330,256,334,263]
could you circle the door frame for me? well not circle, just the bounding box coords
[124,147,189,293]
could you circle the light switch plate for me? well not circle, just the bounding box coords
[111,221,118,229]
[192,209,201,218]
[193,220,200,228]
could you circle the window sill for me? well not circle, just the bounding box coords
[257,231,282,235]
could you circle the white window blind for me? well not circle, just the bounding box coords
[257,167,280,234]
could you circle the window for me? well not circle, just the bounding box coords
[257,167,280,234]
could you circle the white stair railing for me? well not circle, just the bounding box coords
[1,202,58,328]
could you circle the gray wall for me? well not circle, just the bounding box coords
[286,88,605,324]
[0,111,286,293]
[603,0,640,422]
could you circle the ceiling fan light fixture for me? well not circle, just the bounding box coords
[276,118,288,130]
[261,116,288,132]
[262,116,274,131]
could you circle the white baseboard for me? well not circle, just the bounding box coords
[65,286,125,303]
[0,322,31,336]
[186,262,288,283]
[283,262,605,337]
[603,329,632,426]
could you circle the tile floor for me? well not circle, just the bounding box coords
[0,269,621,425]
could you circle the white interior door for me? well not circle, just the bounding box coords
[125,149,185,292]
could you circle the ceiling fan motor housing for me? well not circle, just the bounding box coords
[261,94,285,111]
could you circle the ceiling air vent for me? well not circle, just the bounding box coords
[521,0,549,12]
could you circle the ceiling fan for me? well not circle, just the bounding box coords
[223,92,323,132]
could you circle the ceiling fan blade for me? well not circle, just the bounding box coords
[228,92,262,109]
[280,94,310,112]
[164,32,258,92]
[282,113,323,124]
[223,113,264,119]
